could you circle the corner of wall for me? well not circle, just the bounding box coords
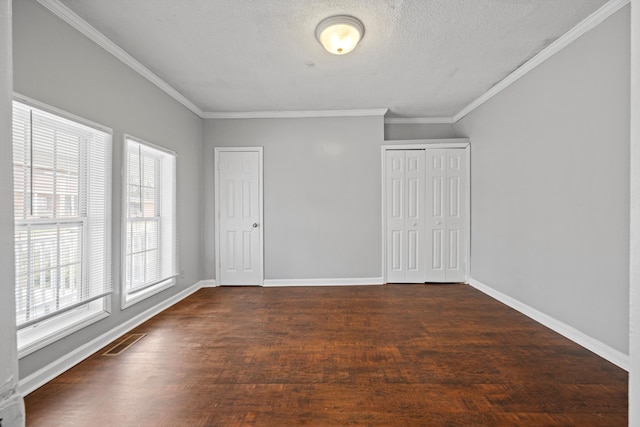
[469,278,629,370]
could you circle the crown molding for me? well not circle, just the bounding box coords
[384,117,454,124]
[36,0,204,118]
[453,0,630,123]
[37,0,628,125]
[202,108,388,119]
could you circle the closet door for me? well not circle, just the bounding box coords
[425,150,447,282]
[425,149,467,282]
[444,149,467,282]
[385,150,426,283]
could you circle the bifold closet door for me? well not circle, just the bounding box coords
[386,150,426,283]
[425,149,467,283]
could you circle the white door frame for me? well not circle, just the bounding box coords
[214,147,264,286]
[381,139,471,284]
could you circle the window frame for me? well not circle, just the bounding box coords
[121,134,177,309]
[13,93,113,358]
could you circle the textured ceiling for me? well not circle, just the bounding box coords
[58,0,609,118]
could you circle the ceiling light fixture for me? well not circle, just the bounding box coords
[315,15,364,55]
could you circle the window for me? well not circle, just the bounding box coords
[123,136,177,307]
[12,99,112,355]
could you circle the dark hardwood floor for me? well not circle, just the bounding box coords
[25,284,628,426]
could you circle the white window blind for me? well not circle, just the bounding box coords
[13,100,112,328]
[124,137,177,298]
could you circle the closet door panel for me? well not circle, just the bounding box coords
[404,150,426,282]
[425,149,446,282]
[445,149,467,282]
[386,150,405,283]
[385,150,426,283]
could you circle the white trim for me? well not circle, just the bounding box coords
[263,278,384,287]
[200,279,218,287]
[124,133,177,157]
[121,135,178,309]
[453,0,630,122]
[19,281,204,396]
[35,0,628,125]
[384,117,454,124]
[214,147,264,286]
[17,300,109,359]
[121,278,176,310]
[468,278,629,371]
[34,0,384,121]
[203,109,388,119]
[383,139,470,149]
[13,92,113,134]
[629,0,640,421]
[380,148,387,283]
[381,141,471,284]
[35,0,204,118]
[466,146,471,284]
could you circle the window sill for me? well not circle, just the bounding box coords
[122,277,176,310]
[18,298,110,359]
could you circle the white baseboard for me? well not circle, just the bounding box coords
[263,277,384,287]
[199,279,218,287]
[468,278,629,371]
[19,281,204,396]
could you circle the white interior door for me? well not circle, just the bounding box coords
[425,150,447,282]
[444,149,467,282]
[384,145,468,284]
[425,148,467,282]
[216,149,263,286]
[385,150,426,283]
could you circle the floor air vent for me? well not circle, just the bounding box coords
[102,333,146,356]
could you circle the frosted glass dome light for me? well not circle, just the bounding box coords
[315,16,364,55]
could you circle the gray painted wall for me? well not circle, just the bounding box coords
[13,0,203,378]
[455,6,630,353]
[203,116,384,281]
[384,123,458,140]
[0,0,25,424]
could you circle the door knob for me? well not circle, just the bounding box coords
[436,221,442,225]
[412,223,418,227]
[253,223,259,228]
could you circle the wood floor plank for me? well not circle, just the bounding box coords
[25,284,628,426]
